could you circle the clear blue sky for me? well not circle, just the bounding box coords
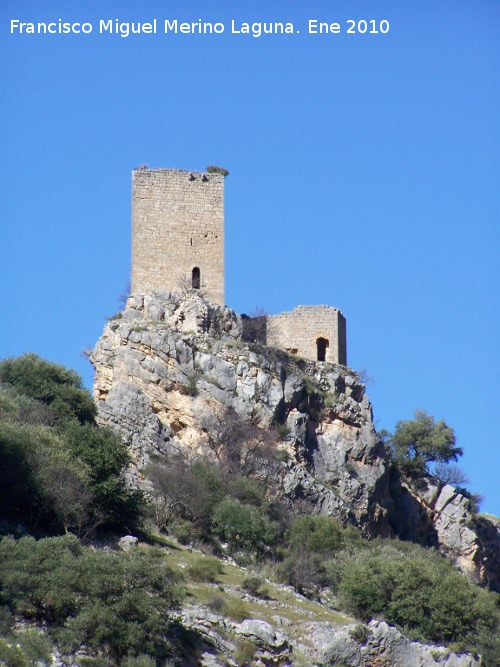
[2,0,499,514]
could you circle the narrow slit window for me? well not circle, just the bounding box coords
[192,267,201,289]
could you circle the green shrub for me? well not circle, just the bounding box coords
[241,575,267,597]
[224,599,249,623]
[186,556,224,582]
[0,606,14,635]
[60,421,144,531]
[0,356,144,536]
[302,376,323,397]
[0,354,96,425]
[276,550,327,597]
[325,392,344,408]
[227,476,267,508]
[213,497,280,554]
[121,655,157,667]
[232,552,254,568]
[191,461,227,516]
[332,540,499,648]
[207,595,226,614]
[235,638,256,665]
[0,416,143,536]
[287,514,344,556]
[274,448,290,462]
[275,423,291,441]
[0,639,29,667]
[0,535,184,664]
[180,372,199,397]
[0,629,53,667]
[16,630,53,667]
[171,520,194,545]
[206,166,229,177]
[477,629,500,667]
[349,624,371,644]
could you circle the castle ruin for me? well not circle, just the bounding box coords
[131,167,347,365]
[132,168,225,306]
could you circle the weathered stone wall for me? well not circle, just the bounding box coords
[265,305,347,364]
[131,168,225,305]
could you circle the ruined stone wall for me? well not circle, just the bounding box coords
[265,306,347,364]
[131,168,225,305]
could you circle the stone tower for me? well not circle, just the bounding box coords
[131,168,225,305]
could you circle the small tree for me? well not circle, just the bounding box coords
[390,410,463,477]
[287,515,344,556]
[212,497,279,554]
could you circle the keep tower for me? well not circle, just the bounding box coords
[131,168,225,305]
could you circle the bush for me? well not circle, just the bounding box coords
[180,372,199,397]
[224,599,249,623]
[0,639,29,667]
[212,497,280,554]
[287,515,344,556]
[349,624,371,644]
[275,423,291,441]
[148,460,224,532]
[16,630,53,667]
[60,421,143,531]
[276,549,328,597]
[0,421,96,535]
[186,556,224,582]
[0,534,184,663]
[242,576,267,597]
[207,595,226,613]
[235,638,256,665]
[331,540,499,648]
[0,359,144,536]
[0,354,96,425]
[227,476,267,508]
[121,657,156,667]
[206,165,229,177]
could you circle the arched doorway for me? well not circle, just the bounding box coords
[316,337,329,362]
[192,267,200,289]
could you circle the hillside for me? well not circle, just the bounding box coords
[0,291,499,667]
[92,291,500,592]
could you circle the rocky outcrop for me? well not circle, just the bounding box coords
[417,482,500,592]
[305,620,480,667]
[179,604,479,667]
[92,292,392,534]
[91,292,500,589]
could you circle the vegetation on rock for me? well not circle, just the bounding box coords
[1,353,500,666]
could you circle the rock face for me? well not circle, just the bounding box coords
[407,481,500,592]
[91,292,500,590]
[92,292,391,534]
[179,604,479,667]
[307,620,480,667]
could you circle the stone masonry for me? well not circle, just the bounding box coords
[266,305,347,365]
[131,168,225,305]
[130,166,346,364]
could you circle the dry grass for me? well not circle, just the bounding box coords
[144,537,350,637]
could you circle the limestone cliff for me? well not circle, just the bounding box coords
[91,291,500,592]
